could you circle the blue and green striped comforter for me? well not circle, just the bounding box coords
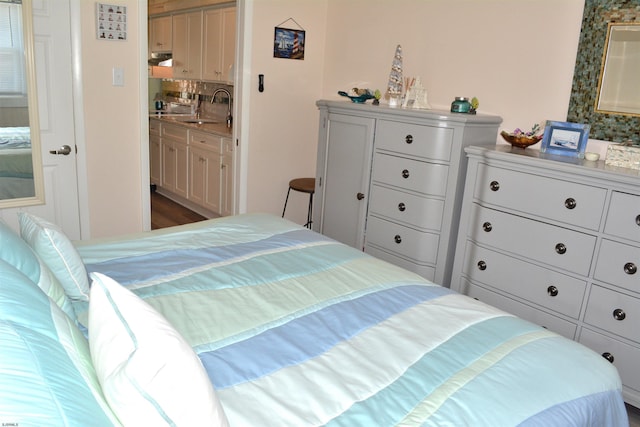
[74,214,627,426]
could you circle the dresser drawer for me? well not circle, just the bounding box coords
[469,205,597,275]
[461,242,587,319]
[594,239,640,294]
[579,328,640,393]
[461,279,577,339]
[365,216,439,264]
[161,123,188,140]
[368,185,444,231]
[605,191,640,242]
[474,164,607,230]
[375,119,453,161]
[365,246,436,281]
[189,130,222,152]
[584,285,640,344]
[372,153,448,196]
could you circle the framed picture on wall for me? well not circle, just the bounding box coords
[540,121,590,158]
[274,27,305,60]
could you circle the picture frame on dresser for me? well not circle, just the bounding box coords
[540,121,590,158]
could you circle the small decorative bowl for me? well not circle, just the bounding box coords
[338,91,375,103]
[500,131,543,149]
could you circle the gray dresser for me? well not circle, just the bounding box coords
[451,144,640,407]
[314,100,502,285]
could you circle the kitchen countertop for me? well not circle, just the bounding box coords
[149,114,232,137]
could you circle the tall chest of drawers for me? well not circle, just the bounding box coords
[314,100,502,284]
[451,145,640,407]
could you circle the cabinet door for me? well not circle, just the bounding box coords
[150,134,161,185]
[189,145,221,213]
[202,7,236,82]
[318,113,375,249]
[221,138,234,216]
[172,12,202,79]
[161,140,177,193]
[150,16,172,52]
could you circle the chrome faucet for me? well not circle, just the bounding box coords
[212,88,232,128]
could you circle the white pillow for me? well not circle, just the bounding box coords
[18,212,90,302]
[88,272,229,427]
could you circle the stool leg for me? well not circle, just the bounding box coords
[304,193,313,228]
[282,187,291,218]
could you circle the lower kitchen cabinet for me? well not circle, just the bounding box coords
[451,144,640,407]
[220,138,234,217]
[161,124,189,199]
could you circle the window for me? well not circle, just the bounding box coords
[0,2,26,96]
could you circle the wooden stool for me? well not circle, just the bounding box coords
[282,178,315,228]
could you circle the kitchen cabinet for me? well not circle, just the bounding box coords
[315,100,502,284]
[202,7,236,82]
[161,123,189,199]
[149,15,172,53]
[172,11,203,80]
[189,130,221,213]
[451,144,640,407]
[220,137,234,217]
[149,119,161,185]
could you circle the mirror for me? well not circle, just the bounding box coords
[567,0,640,143]
[0,0,44,207]
[595,23,640,116]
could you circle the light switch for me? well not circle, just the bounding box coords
[112,67,124,86]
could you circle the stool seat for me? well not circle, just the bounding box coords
[282,177,316,228]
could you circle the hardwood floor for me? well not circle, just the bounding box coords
[151,191,207,229]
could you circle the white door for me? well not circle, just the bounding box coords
[0,0,82,238]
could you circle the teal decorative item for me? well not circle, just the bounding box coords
[338,91,375,103]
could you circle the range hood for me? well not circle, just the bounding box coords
[148,52,172,66]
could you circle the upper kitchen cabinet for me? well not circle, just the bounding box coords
[149,15,172,53]
[202,7,236,82]
[172,11,203,80]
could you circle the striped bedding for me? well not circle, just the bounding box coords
[73,213,627,426]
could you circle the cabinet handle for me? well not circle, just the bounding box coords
[477,260,487,271]
[602,352,614,363]
[394,234,402,244]
[624,262,637,275]
[398,202,406,212]
[555,243,567,254]
[613,308,626,321]
[482,222,492,232]
[356,192,365,200]
[564,198,577,209]
[547,285,558,297]
[489,180,500,191]
[636,214,640,226]
[405,135,413,144]
[402,169,410,179]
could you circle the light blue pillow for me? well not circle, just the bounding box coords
[0,259,120,425]
[0,219,76,320]
[18,212,90,302]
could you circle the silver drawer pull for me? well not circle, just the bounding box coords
[482,222,492,232]
[564,198,576,209]
[394,234,402,244]
[547,285,558,297]
[636,214,640,226]
[398,202,406,212]
[624,262,637,275]
[613,308,626,321]
[489,181,500,191]
[405,135,413,144]
[602,352,614,363]
[401,169,410,179]
[555,243,567,254]
[477,260,487,271]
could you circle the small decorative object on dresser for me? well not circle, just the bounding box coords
[540,120,590,158]
[500,123,543,149]
[605,141,640,170]
[451,144,640,408]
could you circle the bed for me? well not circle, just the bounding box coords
[58,213,628,426]
[0,126,34,199]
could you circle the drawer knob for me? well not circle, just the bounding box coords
[356,192,365,200]
[564,198,577,209]
[624,262,637,275]
[482,222,492,232]
[636,214,640,226]
[405,135,413,144]
[613,308,626,321]
[489,181,500,191]
[555,243,567,255]
[394,234,402,244]
[477,260,487,271]
[398,202,406,212]
[402,169,410,179]
[602,352,615,363]
[547,285,559,297]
